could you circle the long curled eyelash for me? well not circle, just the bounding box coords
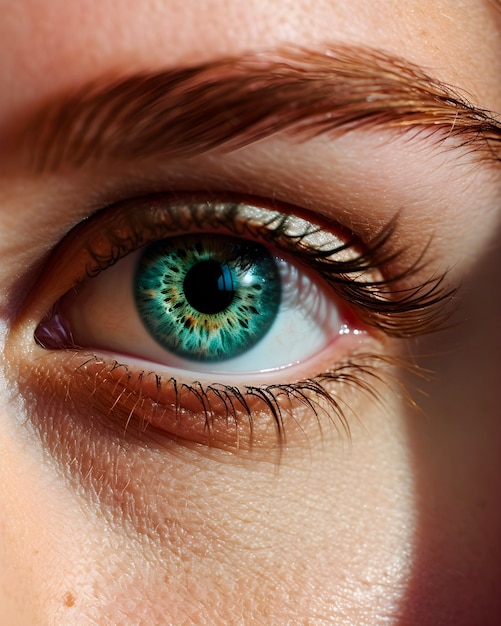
[296,221,455,337]
[78,196,455,339]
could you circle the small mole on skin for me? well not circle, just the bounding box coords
[63,591,75,608]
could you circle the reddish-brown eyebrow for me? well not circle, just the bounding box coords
[18,45,501,172]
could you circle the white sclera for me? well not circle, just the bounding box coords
[64,247,345,374]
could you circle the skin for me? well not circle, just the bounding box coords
[1,1,501,624]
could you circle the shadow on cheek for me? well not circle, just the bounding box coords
[399,232,501,625]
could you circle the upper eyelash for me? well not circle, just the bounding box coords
[80,195,455,338]
[291,221,456,337]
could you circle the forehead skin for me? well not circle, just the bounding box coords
[1,1,501,625]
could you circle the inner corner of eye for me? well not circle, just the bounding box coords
[32,218,363,377]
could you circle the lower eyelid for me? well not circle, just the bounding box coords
[8,329,387,453]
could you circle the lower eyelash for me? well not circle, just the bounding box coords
[24,348,409,451]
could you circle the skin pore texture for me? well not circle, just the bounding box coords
[1,1,501,625]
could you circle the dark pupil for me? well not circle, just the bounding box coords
[183,260,235,314]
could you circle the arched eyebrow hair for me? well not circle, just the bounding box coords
[19,45,501,173]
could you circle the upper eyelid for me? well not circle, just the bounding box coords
[24,193,455,342]
[26,194,353,302]
[84,197,354,272]
[3,191,353,327]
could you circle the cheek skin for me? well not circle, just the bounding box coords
[0,364,416,623]
[398,234,501,623]
[4,314,417,622]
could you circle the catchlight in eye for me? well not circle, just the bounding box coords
[134,234,281,363]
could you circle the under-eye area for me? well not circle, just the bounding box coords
[9,194,454,451]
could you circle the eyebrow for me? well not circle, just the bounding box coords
[18,45,501,173]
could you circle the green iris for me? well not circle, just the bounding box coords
[134,234,281,362]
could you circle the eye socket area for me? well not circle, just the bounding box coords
[13,194,454,451]
[22,196,381,451]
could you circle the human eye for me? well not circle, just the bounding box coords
[35,196,354,376]
[12,193,451,451]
